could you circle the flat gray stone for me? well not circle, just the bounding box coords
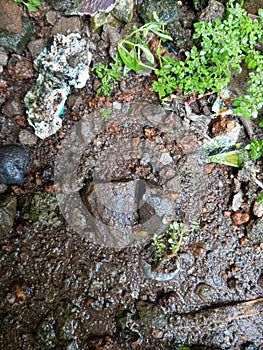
[0,195,17,235]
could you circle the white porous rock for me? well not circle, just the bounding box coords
[24,33,92,139]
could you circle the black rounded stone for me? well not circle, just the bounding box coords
[0,145,28,185]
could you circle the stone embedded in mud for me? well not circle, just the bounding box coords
[195,283,214,299]
[0,195,17,235]
[56,103,208,248]
[35,302,77,348]
[0,145,28,185]
[24,33,92,139]
[157,291,179,313]
[81,180,140,228]
[231,210,250,225]
[135,301,167,329]
[80,179,176,249]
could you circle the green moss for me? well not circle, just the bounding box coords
[22,192,62,227]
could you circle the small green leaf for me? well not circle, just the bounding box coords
[26,4,37,11]
[137,44,155,65]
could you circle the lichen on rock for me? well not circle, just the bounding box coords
[22,192,62,227]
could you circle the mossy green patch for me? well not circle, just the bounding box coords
[22,192,62,227]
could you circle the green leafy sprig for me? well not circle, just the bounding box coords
[151,220,199,260]
[246,139,263,159]
[153,0,263,122]
[92,55,123,96]
[14,0,41,11]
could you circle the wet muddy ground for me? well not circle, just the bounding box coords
[0,1,263,349]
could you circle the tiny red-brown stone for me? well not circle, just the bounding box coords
[231,210,250,225]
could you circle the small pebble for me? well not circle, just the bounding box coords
[0,194,17,235]
[239,236,247,246]
[27,39,47,59]
[18,129,37,145]
[45,10,57,25]
[204,163,214,174]
[6,293,16,304]
[253,200,263,218]
[231,211,250,225]
[0,184,8,194]
[232,190,243,211]
[0,47,8,66]
[7,54,35,80]
[195,283,213,299]
[152,329,163,339]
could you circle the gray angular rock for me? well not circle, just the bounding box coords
[0,0,22,34]
[0,195,17,235]
[27,39,47,59]
[18,130,37,145]
[0,145,28,185]
[51,16,82,35]
[0,16,33,54]
[80,179,176,249]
